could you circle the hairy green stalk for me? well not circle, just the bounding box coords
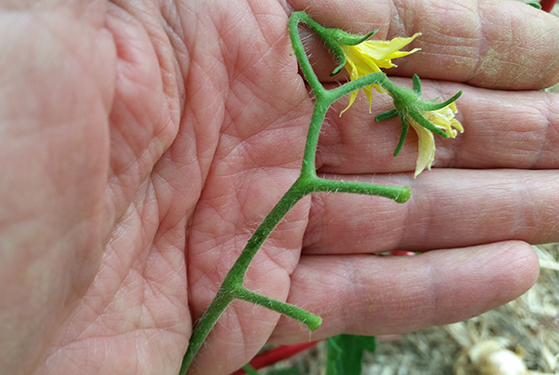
[179,11,413,374]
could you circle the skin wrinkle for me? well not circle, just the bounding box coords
[249,246,293,280]
[246,0,283,47]
[221,54,306,144]
[418,258,439,328]
[407,0,484,83]
[310,187,396,250]
[539,95,559,167]
[343,261,366,328]
[405,176,507,249]
[351,258,423,332]
[403,182,434,251]
[488,94,556,168]
[224,81,271,139]
[518,173,559,242]
[236,50,301,113]
[159,2,188,116]
[150,169,185,223]
[311,259,353,320]
[389,0,405,36]
[509,112,548,168]
[181,15,227,190]
[113,3,172,98]
[105,204,146,280]
[105,6,176,239]
[471,1,549,87]
[215,1,294,95]
[510,174,545,240]
[301,193,327,248]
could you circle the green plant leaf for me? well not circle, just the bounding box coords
[527,2,542,9]
[355,335,377,353]
[326,335,377,375]
[270,367,301,375]
[243,364,261,375]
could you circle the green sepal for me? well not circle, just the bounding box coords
[375,108,399,122]
[324,29,378,75]
[295,13,351,76]
[412,74,422,96]
[527,2,542,9]
[323,39,348,76]
[415,91,462,112]
[408,108,449,138]
[394,115,409,157]
[330,28,378,46]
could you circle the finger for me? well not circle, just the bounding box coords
[288,0,559,89]
[315,79,559,174]
[302,169,559,255]
[268,241,539,343]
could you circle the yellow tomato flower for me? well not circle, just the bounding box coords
[340,33,421,115]
[408,102,463,177]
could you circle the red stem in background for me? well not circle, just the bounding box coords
[230,342,320,375]
[540,0,558,12]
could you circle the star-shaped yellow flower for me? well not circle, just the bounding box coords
[408,102,463,177]
[340,33,421,115]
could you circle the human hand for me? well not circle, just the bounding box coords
[1,1,558,375]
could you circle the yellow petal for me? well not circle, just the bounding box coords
[343,45,384,73]
[409,119,436,177]
[423,104,463,138]
[352,33,422,61]
[340,90,358,116]
[340,33,421,116]
[407,103,463,176]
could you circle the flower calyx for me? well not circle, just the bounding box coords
[324,29,379,76]
[376,75,463,177]
[302,16,379,77]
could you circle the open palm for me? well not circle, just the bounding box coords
[1,1,558,375]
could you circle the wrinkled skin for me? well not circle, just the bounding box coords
[1,0,558,374]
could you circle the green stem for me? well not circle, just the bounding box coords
[301,102,328,177]
[233,285,322,331]
[311,178,411,204]
[179,12,413,374]
[180,174,409,373]
[179,288,235,374]
[180,178,316,374]
[288,12,327,97]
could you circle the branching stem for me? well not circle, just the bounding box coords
[179,11,411,374]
